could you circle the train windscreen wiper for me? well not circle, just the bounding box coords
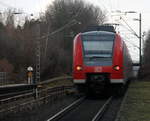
[85,55,112,59]
[91,56,111,59]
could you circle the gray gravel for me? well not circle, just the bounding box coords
[99,97,123,121]
[0,95,78,121]
[54,98,107,121]
[0,95,124,121]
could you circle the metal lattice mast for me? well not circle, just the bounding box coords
[36,40,40,83]
[35,22,41,83]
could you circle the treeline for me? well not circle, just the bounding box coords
[140,31,150,79]
[0,0,106,82]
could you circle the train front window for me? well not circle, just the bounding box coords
[82,34,115,59]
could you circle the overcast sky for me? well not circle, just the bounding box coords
[0,0,150,62]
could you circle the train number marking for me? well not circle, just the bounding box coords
[94,67,102,72]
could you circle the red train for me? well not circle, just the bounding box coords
[73,26,133,95]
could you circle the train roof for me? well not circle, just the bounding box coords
[81,31,115,36]
[83,25,116,33]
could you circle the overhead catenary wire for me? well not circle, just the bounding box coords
[124,38,139,49]
[113,20,140,50]
[112,13,140,39]
[115,18,143,50]
[121,32,139,48]
[44,6,84,57]
[117,21,137,36]
[117,18,144,45]
[118,28,140,49]
[37,19,78,40]
[44,20,77,57]
[120,16,139,38]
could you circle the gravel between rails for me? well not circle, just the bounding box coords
[45,94,124,121]
[52,97,108,121]
[99,97,123,121]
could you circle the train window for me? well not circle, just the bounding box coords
[82,34,115,58]
[83,41,113,51]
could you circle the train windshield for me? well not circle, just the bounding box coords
[82,33,115,58]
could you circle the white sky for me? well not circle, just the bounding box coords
[0,0,150,62]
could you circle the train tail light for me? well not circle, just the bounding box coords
[76,65,82,71]
[113,65,120,71]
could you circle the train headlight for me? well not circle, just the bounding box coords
[113,65,120,71]
[76,65,82,71]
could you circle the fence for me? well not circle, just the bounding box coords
[0,72,9,86]
[0,85,75,117]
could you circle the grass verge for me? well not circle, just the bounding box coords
[117,81,150,121]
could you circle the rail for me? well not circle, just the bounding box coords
[39,76,72,85]
[46,96,113,121]
[0,89,33,99]
[0,84,36,100]
[0,85,75,117]
[0,89,34,104]
[92,96,113,121]
[47,96,85,121]
[0,76,73,100]
[0,76,74,117]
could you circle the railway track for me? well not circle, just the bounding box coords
[0,89,123,121]
[0,76,72,100]
[46,96,113,121]
[0,85,75,117]
[0,84,36,100]
[91,96,112,121]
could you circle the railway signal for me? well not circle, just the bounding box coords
[27,66,33,84]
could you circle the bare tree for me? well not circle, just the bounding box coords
[140,30,150,79]
[40,0,107,79]
[0,0,107,81]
